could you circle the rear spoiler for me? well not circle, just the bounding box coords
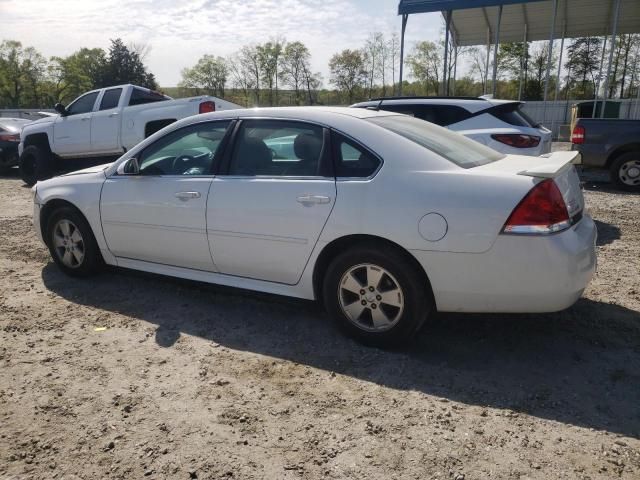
[517,151,581,179]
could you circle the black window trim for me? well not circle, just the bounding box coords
[217,117,335,180]
[329,128,384,181]
[66,91,100,116]
[99,87,123,111]
[112,118,236,178]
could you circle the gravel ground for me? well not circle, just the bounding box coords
[0,163,639,480]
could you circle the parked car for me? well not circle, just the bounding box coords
[351,96,552,156]
[571,118,640,191]
[18,84,241,185]
[0,117,30,174]
[32,107,596,346]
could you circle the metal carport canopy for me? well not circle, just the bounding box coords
[398,0,640,47]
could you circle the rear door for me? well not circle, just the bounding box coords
[207,119,335,284]
[91,87,123,154]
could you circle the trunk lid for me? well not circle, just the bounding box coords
[476,151,584,218]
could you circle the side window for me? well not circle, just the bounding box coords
[228,120,327,177]
[66,92,99,115]
[137,121,231,176]
[433,105,472,126]
[379,105,416,117]
[332,132,381,178]
[99,88,122,110]
[413,106,439,124]
[129,88,168,106]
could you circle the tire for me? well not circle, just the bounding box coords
[45,206,102,277]
[19,145,53,186]
[322,244,433,347]
[609,151,640,192]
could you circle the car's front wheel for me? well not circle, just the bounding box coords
[610,151,640,191]
[19,145,54,186]
[45,207,101,277]
[323,245,433,347]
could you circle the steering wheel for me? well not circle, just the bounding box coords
[171,154,196,174]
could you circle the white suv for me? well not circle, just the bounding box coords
[352,97,552,157]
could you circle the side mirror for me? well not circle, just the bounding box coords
[116,157,140,175]
[54,103,68,116]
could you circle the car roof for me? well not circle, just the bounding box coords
[352,97,521,114]
[188,106,403,124]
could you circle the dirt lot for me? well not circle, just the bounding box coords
[0,166,639,480]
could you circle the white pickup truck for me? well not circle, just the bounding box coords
[18,84,241,185]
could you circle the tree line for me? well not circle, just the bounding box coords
[1,32,639,109]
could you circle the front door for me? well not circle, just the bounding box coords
[207,119,335,285]
[90,87,123,154]
[101,120,232,271]
[53,91,99,156]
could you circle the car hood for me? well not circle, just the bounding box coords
[60,163,113,176]
[26,115,57,126]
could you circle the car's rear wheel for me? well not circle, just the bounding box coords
[45,207,101,277]
[19,145,53,186]
[610,151,640,192]
[322,245,432,347]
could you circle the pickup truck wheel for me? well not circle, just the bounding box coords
[19,145,53,186]
[610,152,640,192]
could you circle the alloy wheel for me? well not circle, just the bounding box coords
[338,263,404,332]
[52,219,85,268]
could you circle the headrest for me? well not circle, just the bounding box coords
[293,133,323,163]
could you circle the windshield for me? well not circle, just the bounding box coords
[367,115,504,168]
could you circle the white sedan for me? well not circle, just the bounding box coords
[32,107,596,346]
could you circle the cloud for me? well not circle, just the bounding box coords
[1,0,442,86]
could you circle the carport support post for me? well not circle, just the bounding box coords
[554,25,566,102]
[484,29,491,94]
[491,5,503,97]
[518,23,528,101]
[592,35,608,118]
[452,44,458,95]
[542,0,558,124]
[399,14,408,96]
[600,0,621,118]
[442,10,451,96]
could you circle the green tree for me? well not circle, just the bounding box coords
[406,41,442,95]
[329,49,367,103]
[565,37,601,99]
[179,55,228,97]
[0,40,47,107]
[258,38,285,106]
[99,38,157,89]
[281,41,313,105]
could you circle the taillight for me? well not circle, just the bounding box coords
[503,179,570,235]
[199,101,215,114]
[0,133,20,142]
[571,125,585,144]
[491,134,540,148]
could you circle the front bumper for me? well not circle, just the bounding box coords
[411,214,598,313]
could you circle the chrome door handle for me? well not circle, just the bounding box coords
[297,194,331,205]
[175,191,201,200]
[81,117,90,121]
[108,112,119,118]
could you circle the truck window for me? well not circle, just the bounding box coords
[99,88,123,110]
[129,88,169,106]
[66,92,99,115]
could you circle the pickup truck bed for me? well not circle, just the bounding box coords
[571,118,640,191]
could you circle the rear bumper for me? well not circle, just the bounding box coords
[0,142,19,167]
[571,144,607,168]
[411,214,597,313]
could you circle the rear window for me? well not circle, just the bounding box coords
[367,115,504,168]
[129,88,169,106]
[490,104,539,127]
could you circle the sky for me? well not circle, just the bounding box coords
[1,0,444,87]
